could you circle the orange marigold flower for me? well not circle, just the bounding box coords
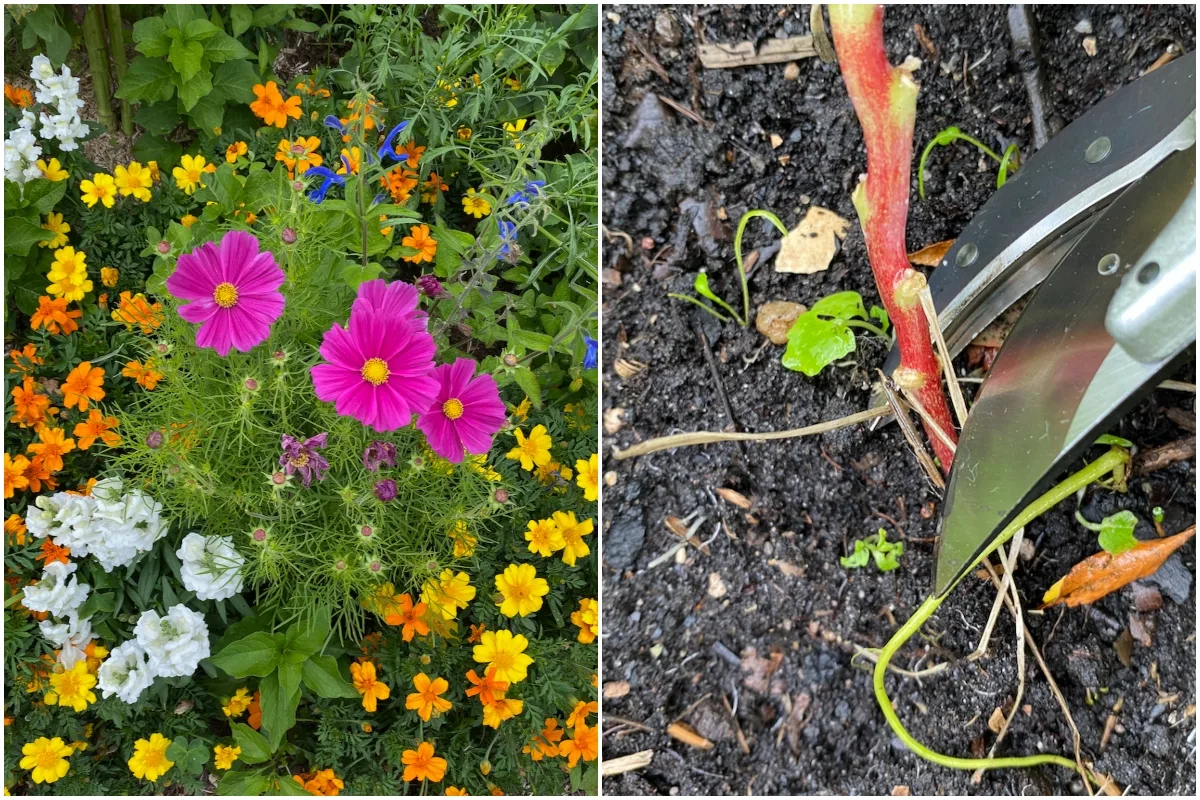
[420,172,448,204]
[30,296,82,335]
[25,455,58,493]
[5,453,31,498]
[381,167,419,203]
[566,699,598,731]
[467,623,487,644]
[247,691,262,730]
[5,82,33,107]
[225,141,248,163]
[293,768,344,796]
[405,673,452,722]
[62,362,105,411]
[36,538,71,566]
[111,291,163,333]
[26,427,75,473]
[464,666,508,706]
[558,722,598,767]
[395,140,425,168]
[122,360,163,390]
[384,593,430,642]
[73,410,121,450]
[10,377,51,429]
[401,742,447,783]
[66,477,98,497]
[274,136,323,178]
[522,718,565,761]
[250,81,302,128]
[5,514,27,546]
[401,224,437,264]
[8,343,44,376]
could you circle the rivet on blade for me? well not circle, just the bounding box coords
[955,242,978,268]
[1097,253,1121,275]
[1085,136,1112,163]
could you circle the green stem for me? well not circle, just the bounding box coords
[875,448,1129,778]
[844,318,891,342]
[105,5,132,136]
[734,209,789,327]
[665,293,731,324]
[997,143,1020,188]
[82,7,116,133]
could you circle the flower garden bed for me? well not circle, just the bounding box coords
[5,4,598,795]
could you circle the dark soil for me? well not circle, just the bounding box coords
[600,4,1196,796]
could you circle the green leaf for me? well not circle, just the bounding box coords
[283,606,330,658]
[512,367,542,409]
[177,67,213,111]
[259,670,300,750]
[217,770,270,796]
[782,312,856,377]
[133,102,181,136]
[23,178,68,214]
[840,540,870,569]
[1098,510,1139,555]
[277,659,303,702]
[869,305,890,334]
[230,5,253,36]
[252,4,294,27]
[340,261,384,289]
[301,656,359,699]
[842,529,903,572]
[167,37,204,82]
[183,18,219,40]
[212,59,260,104]
[131,134,183,171]
[231,723,273,765]
[188,94,226,136]
[205,31,253,63]
[4,217,53,256]
[509,328,554,352]
[163,4,204,31]
[208,632,283,677]
[1095,434,1134,448]
[165,736,209,775]
[116,57,178,104]
[76,591,116,620]
[132,17,172,56]
[274,776,312,795]
[809,291,868,323]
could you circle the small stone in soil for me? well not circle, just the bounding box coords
[784,61,800,80]
[707,572,728,598]
[606,508,647,571]
[755,300,807,345]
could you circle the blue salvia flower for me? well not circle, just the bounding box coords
[305,166,345,203]
[506,179,547,206]
[496,220,517,260]
[324,115,346,133]
[584,335,598,370]
[377,122,409,164]
[372,193,386,205]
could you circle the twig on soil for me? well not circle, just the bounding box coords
[611,406,889,460]
[601,749,655,777]
[692,320,744,454]
[602,224,634,257]
[1137,436,1196,474]
[697,36,817,69]
[604,715,655,734]
[671,692,714,726]
[721,693,751,754]
[968,531,1024,662]
[657,93,710,128]
[896,382,957,457]
[919,285,969,428]
[1158,379,1196,392]
[878,370,945,490]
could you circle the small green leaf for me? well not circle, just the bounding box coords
[1095,434,1134,448]
[167,37,205,82]
[781,312,856,377]
[230,5,253,36]
[165,735,209,775]
[217,770,271,796]
[694,271,720,303]
[1098,510,1139,555]
[869,305,890,334]
[840,539,870,569]
[301,656,360,699]
[809,291,868,323]
[513,367,542,409]
[231,723,272,764]
[208,632,283,677]
[340,261,384,289]
[841,529,903,572]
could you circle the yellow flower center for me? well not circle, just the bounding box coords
[492,652,513,673]
[140,749,167,770]
[213,282,239,308]
[290,452,310,468]
[521,439,539,455]
[187,169,201,183]
[442,398,464,420]
[37,749,60,769]
[361,357,390,386]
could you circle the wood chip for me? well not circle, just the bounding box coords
[1145,44,1182,74]
[775,206,849,274]
[698,36,817,69]
[768,558,805,578]
[614,358,647,379]
[666,721,714,750]
[604,681,632,699]
[987,706,1006,734]
[707,572,728,599]
[1137,436,1196,474]
[601,749,654,777]
[769,133,783,149]
[715,487,751,509]
[908,239,954,267]
[1083,36,1098,57]
[892,787,911,797]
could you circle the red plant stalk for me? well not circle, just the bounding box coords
[829,4,957,471]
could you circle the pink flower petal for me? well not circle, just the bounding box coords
[178,298,218,324]
[311,363,361,402]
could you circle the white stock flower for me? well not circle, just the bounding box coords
[135,604,210,678]
[24,491,95,541]
[177,532,246,601]
[28,54,88,151]
[85,477,169,571]
[97,640,155,704]
[21,561,89,618]
[39,614,95,669]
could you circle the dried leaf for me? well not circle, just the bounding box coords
[768,558,805,578]
[775,206,850,274]
[987,706,1005,734]
[603,681,632,699]
[666,721,714,750]
[1042,526,1196,607]
[614,358,647,379]
[907,239,954,267]
[715,487,752,509]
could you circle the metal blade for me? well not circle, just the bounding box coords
[933,145,1196,597]
[871,51,1197,425]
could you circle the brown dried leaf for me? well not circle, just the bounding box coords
[987,706,1005,734]
[775,206,849,274]
[740,646,784,694]
[768,558,805,578]
[666,721,714,750]
[715,487,752,509]
[907,239,954,267]
[603,681,632,699]
[1042,526,1196,607]
[614,358,647,379]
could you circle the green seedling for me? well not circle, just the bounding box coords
[841,528,904,571]
[782,291,890,376]
[917,126,1021,200]
[1093,434,1132,492]
[1076,508,1139,554]
[668,209,789,327]
[1152,506,1166,536]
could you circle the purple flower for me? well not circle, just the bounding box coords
[362,440,397,472]
[417,274,449,299]
[374,478,397,502]
[280,433,330,487]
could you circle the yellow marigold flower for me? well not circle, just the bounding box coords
[553,510,593,566]
[275,136,323,177]
[512,396,531,421]
[46,248,92,302]
[456,127,472,140]
[222,687,252,718]
[180,214,198,227]
[421,569,476,620]
[495,562,549,617]
[20,737,73,784]
[401,223,437,264]
[44,661,96,712]
[128,733,173,782]
[472,629,533,684]
[523,718,564,761]
[226,141,248,163]
[482,694,524,728]
[525,517,564,557]
[173,154,208,195]
[446,787,468,796]
[571,597,599,644]
[80,173,117,208]
[147,160,160,182]
[350,660,390,712]
[506,424,552,471]
[335,146,362,175]
[5,513,28,546]
[213,744,240,770]
[448,520,477,557]
[39,212,70,249]
[27,426,75,472]
[504,118,528,148]
[462,188,491,218]
[98,266,118,287]
[575,453,599,501]
[37,157,67,181]
[113,162,153,202]
[5,452,31,498]
[421,172,448,204]
[405,672,452,721]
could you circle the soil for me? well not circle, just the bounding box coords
[600,4,1197,796]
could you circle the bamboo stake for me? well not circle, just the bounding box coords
[81,7,116,133]
[105,6,132,136]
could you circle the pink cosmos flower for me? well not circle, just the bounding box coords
[166,230,285,357]
[416,358,506,463]
[310,280,438,431]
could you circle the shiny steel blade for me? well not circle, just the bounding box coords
[870,51,1197,426]
[933,145,1196,597]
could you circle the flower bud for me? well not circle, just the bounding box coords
[157,240,171,254]
[492,488,509,504]
[502,353,519,368]
[281,227,297,244]
[359,524,374,540]
[146,430,164,449]
[251,527,268,544]
[373,479,398,503]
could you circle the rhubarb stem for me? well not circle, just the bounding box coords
[829,4,958,470]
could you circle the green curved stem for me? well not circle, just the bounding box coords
[844,319,891,342]
[997,143,1020,188]
[734,209,789,326]
[918,127,1019,200]
[666,292,731,323]
[875,448,1129,778]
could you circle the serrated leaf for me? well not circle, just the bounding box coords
[212,60,259,104]
[205,31,252,63]
[168,37,204,82]
[230,5,253,36]
[177,68,213,111]
[116,56,178,104]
